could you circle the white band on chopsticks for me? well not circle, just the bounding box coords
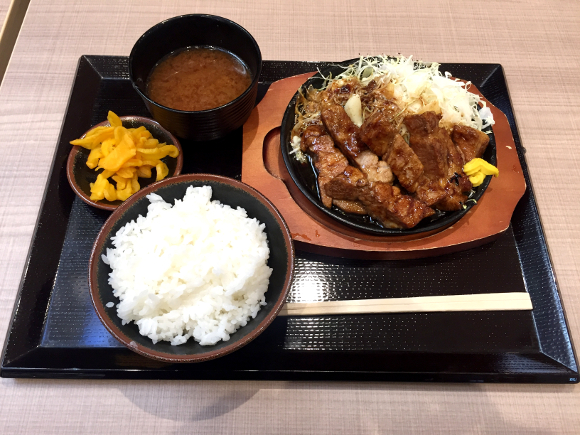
[278,292,533,316]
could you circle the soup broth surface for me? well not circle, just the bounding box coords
[146,47,252,111]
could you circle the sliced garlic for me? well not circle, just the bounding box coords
[344,94,363,127]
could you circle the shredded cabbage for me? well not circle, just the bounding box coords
[326,55,494,132]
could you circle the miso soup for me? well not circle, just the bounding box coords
[146,47,252,112]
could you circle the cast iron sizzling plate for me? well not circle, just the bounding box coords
[280,58,497,236]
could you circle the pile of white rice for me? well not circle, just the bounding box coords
[101,185,272,346]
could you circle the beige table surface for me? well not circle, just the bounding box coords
[1,0,579,433]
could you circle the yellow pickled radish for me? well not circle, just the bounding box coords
[69,111,179,202]
[463,158,499,187]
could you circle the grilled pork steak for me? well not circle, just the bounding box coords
[451,124,490,162]
[321,104,367,160]
[359,113,447,207]
[359,110,399,157]
[325,166,435,229]
[322,104,393,184]
[404,112,452,179]
[301,125,350,208]
[385,134,424,192]
[404,112,472,211]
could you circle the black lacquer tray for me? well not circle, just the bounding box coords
[1,56,578,382]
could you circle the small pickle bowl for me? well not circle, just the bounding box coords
[67,115,183,211]
[88,174,295,363]
[129,14,262,141]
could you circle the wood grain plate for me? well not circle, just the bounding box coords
[242,72,526,259]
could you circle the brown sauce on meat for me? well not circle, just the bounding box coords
[146,47,252,111]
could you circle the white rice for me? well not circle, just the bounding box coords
[101,185,272,346]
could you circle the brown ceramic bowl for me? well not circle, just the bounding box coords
[89,174,295,363]
[67,115,183,211]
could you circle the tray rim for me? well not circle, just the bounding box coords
[1,55,577,383]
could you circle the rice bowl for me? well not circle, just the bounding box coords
[89,174,294,363]
[102,185,273,346]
